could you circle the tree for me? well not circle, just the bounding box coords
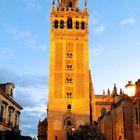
[67,124,106,140]
[0,130,34,140]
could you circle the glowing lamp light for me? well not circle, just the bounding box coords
[125,81,135,97]
[71,128,75,132]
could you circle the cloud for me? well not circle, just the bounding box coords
[0,48,15,60]
[17,87,47,136]
[0,68,17,82]
[0,68,48,137]
[15,90,40,108]
[0,68,48,87]
[120,18,136,25]
[20,110,46,136]
[15,86,48,109]
[16,74,48,88]
[7,28,47,51]
[94,25,106,35]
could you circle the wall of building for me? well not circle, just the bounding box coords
[98,95,140,140]
[0,83,22,133]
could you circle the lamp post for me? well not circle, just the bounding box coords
[125,81,136,97]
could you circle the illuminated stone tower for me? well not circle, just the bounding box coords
[47,0,90,139]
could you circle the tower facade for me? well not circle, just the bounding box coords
[47,0,90,139]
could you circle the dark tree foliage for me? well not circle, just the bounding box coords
[67,124,106,140]
[0,130,33,140]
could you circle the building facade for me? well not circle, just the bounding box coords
[37,1,140,140]
[0,83,23,137]
[98,79,140,140]
[47,0,90,140]
[38,118,47,140]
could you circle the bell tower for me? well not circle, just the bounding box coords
[47,0,90,139]
[58,0,78,9]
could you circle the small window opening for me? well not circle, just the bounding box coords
[67,120,71,126]
[68,2,72,8]
[60,20,64,29]
[67,18,73,29]
[76,21,79,29]
[66,92,72,98]
[81,21,85,30]
[54,20,58,28]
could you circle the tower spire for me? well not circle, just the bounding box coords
[52,0,56,11]
[53,0,55,5]
[84,0,88,12]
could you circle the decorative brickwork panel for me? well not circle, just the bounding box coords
[55,43,63,71]
[76,43,83,71]
[66,42,74,58]
[76,73,84,98]
[55,73,63,98]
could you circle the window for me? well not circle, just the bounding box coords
[66,52,73,58]
[11,89,13,97]
[60,20,64,29]
[14,114,18,128]
[66,92,72,98]
[101,107,106,116]
[68,2,72,8]
[66,64,72,70]
[67,18,73,29]
[81,21,85,30]
[67,104,71,112]
[76,21,79,29]
[66,77,72,83]
[65,60,73,70]
[54,20,58,28]
[0,106,4,122]
[67,120,71,126]
[8,110,12,125]
[65,74,73,84]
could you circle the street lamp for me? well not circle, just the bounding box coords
[71,127,75,132]
[125,81,135,97]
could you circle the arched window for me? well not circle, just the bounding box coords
[66,64,72,70]
[66,52,73,58]
[67,104,72,112]
[81,21,85,30]
[67,120,71,126]
[66,92,72,98]
[68,2,72,8]
[67,18,73,29]
[67,104,71,110]
[60,20,64,29]
[101,107,106,116]
[54,20,58,28]
[66,77,72,83]
[76,21,79,29]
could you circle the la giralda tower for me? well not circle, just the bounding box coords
[47,0,90,139]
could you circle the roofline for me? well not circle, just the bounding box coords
[0,89,23,110]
